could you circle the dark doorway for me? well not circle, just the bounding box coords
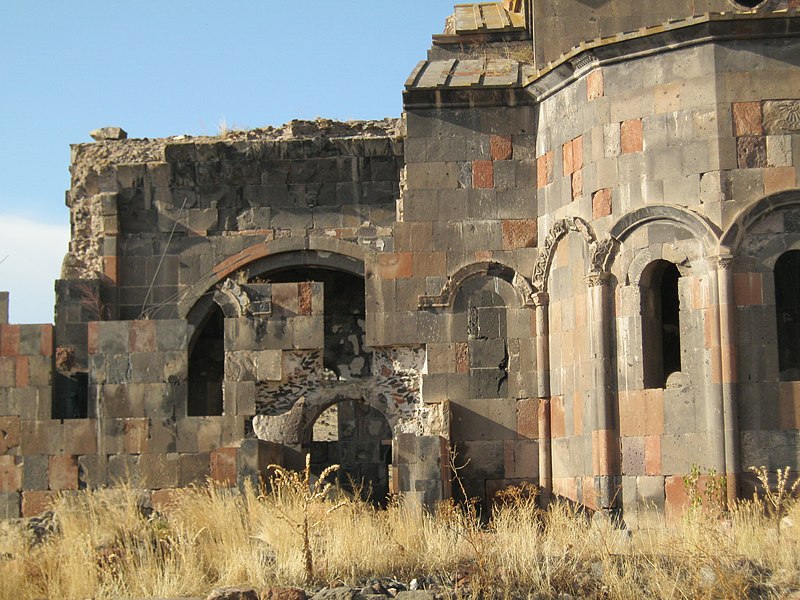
[307,399,392,505]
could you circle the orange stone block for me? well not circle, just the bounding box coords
[537,151,553,189]
[40,325,53,356]
[0,325,20,356]
[210,447,238,486]
[587,69,604,101]
[455,342,469,374]
[592,188,612,219]
[732,101,763,137]
[412,252,446,277]
[563,141,575,176]
[645,435,662,476]
[473,160,494,189]
[490,135,513,161]
[551,396,566,438]
[48,455,78,491]
[643,388,664,436]
[764,167,797,195]
[376,253,413,279]
[620,119,643,154]
[664,475,689,522]
[87,321,99,355]
[151,488,182,512]
[732,272,763,306]
[573,136,583,172]
[22,490,60,517]
[501,219,537,250]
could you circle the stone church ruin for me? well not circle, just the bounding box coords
[2,0,800,525]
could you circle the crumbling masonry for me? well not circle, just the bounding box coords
[2,0,800,525]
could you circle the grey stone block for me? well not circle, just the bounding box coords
[0,492,21,519]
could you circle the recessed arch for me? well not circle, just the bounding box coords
[418,260,536,309]
[720,190,800,254]
[609,205,720,253]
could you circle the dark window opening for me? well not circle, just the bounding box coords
[775,251,800,381]
[729,0,765,8]
[54,372,89,419]
[642,261,682,388]
[188,304,224,416]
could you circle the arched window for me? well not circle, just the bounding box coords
[187,304,224,416]
[774,250,800,381]
[641,260,682,388]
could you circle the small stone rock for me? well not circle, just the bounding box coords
[90,126,127,141]
[264,588,308,600]
[409,579,418,591]
[206,587,259,600]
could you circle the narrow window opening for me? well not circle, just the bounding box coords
[642,261,682,388]
[188,304,224,416]
[775,250,800,381]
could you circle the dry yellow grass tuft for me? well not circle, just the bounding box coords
[0,472,798,599]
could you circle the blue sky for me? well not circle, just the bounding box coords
[0,1,454,323]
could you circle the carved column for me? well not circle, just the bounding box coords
[533,291,552,505]
[586,272,616,509]
[715,254,740,503]
[704,263,728,483]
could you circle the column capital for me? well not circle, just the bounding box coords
[532,291,550,307]
[585,271,612,287]
[711,254,736,271]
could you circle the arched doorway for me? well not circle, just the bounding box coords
[306,398,393,506]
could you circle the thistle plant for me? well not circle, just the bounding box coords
[265,454,346,584]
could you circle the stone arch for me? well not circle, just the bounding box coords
[720,190,800,254]
[183,242,368,347]
[609,205,720,253]
[418,261,536,309]
[179,237,369,323]
[533,216,615,291]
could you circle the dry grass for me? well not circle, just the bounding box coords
[1,478,799,600]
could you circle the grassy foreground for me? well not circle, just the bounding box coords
[0,475,798,600]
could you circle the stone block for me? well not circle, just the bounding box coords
[737,136,767,169]
[48,455,78,491]
[620,118,643,154]
[592,188,613,219]
[587,69,604,101]
[108,454,140,486]
[621,436,645,476]
[450,398,517,441]
[21,490,59,517]
[732,101,763,137]
[148,418,178,454]
[63,419,97,455]
[139,453,179,489]
[767,135,793,167]
[124,417,149,454]
[0,415,20,454]
[490,135,513,161]
[78,454,108,488]
[0,455,21,492]
[178,452,211,486]
[154,320,188,352]
[501,219,537,250]
[0,491,20,519]
[516,398,538,440]
[764,166,797,195]
[20,420,64,455]
[211,447,238,486]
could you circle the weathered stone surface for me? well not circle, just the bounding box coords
[90,126,128,141]
[206,588,259,600]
